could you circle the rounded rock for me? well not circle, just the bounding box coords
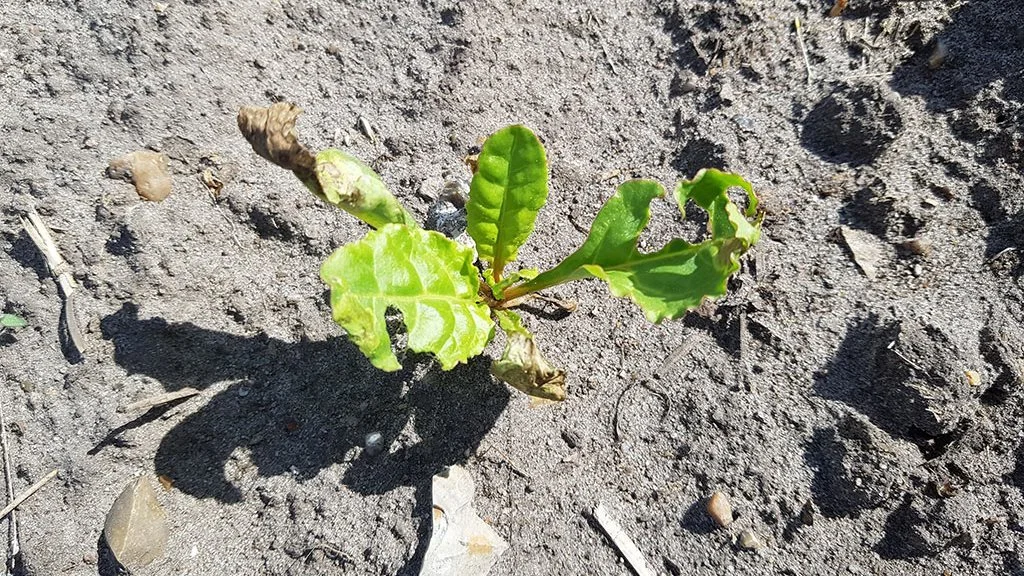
[706,491,733,528]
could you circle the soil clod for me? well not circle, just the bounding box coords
[107,151,172,201]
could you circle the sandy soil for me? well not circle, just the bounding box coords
[1,0,1023,574]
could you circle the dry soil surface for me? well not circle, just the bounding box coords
[2,0,1024,575]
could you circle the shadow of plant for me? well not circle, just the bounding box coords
[99,303,509,573]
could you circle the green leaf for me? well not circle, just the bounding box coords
[675,168,760,247]
[467,125,549,280]
[491,310,566,402]
[0,314,27,328]
[320,224,494,371]
[314,149,418,230]
[504,176,759,323]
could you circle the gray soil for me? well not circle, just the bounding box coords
[2,0,1023,574]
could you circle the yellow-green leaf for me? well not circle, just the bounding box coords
[320,224,493,371]
[503,175,759,323]
[314,149,418,229]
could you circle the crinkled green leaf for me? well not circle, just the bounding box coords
[491,310,566,402]
[320,224,493,371]
[504,177,759,323]
[0,314,27,328]
[314,149,418,229]
[467,125,548,280]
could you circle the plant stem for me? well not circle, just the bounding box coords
[501,276,558,302]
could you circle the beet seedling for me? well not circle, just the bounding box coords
[239,104,761,401]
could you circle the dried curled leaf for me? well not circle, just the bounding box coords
[237,103,317,186]
[491,310,566,401]
[238,103,416,229]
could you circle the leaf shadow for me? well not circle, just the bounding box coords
[99,302,509,574]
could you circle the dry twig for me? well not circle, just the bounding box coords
[794,17,813,86]
[0,398,19,575]
[0,470,58,521]
[592,505,654,576]
[119,388,200,413]
[20,209,86,357]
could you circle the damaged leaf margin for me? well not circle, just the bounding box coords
[238,103,415,229]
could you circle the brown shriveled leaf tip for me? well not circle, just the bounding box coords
[237,102,316,178]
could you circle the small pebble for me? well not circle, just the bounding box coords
[706,491,733,528]
[901,238,933,257]
[425,180,468,238]
[733,115,756,133]
[364,432,385,456]
[672,71,698,95]
[718,81,736,104]
[357,116,377,143]
[737,529,763,551]
[800,499,815,525]
[965,370,982,387]
[237,387,250,398]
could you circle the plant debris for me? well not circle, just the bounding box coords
[20,208,87,358]
[839,226,885,279]
[592,504,655,576]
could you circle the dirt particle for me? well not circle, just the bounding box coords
[737,529,764,551]
[927,40,949,70]
[560,429,581,449]
[900,238,933,258]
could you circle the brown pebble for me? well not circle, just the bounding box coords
[706,491,733,528]
[800,499,815,525]
[965,370,982,387]
[107,151,172,201]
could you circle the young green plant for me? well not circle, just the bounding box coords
[239,104,761,401]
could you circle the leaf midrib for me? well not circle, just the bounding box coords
[491,129,522,271]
